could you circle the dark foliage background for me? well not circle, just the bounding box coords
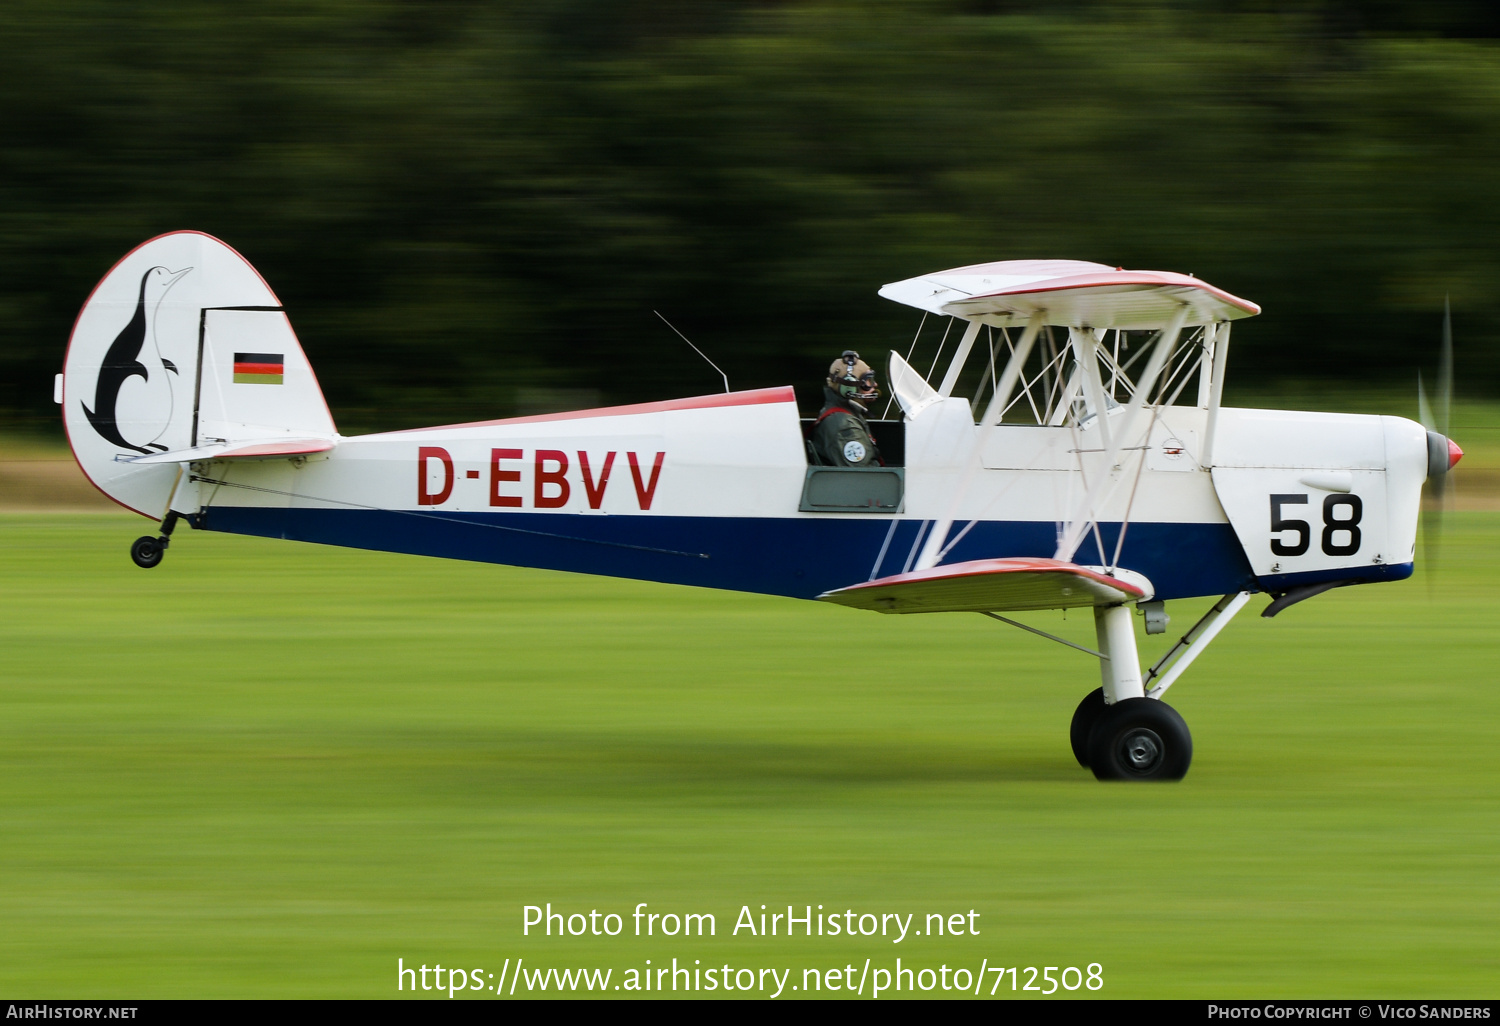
[5,0,1500,431]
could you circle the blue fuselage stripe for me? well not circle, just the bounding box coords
[200,506,1259,601]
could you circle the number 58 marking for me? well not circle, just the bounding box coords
[1270,493,1362,557]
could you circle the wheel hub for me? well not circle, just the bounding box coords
[1119,728,1163,774]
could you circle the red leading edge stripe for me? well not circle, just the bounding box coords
[845,557,1146,597]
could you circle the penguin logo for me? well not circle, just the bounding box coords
[82,265,192,453]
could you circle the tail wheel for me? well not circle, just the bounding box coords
[1087,698,1192,781]
[1069,687,1106,767]
[130,536,164,569]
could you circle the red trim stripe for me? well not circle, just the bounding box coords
[388,386,797,435]
[233,361,283,375]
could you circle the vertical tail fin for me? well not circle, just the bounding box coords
[61,231,335,517]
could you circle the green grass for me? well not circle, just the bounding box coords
[1,515,1497,998]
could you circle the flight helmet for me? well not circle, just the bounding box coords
[828,350,881,401]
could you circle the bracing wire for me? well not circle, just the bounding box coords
[972,325,1001,416]
[1108,407,1159,572]
[925,316,956,382]
[882,311,928,419]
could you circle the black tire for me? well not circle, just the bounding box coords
[1069,687,1106,767]
[130,536,163,569]
[1087,698,1192,781]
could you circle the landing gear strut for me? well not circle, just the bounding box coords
[130,510,185,569]
[1081,603,1192,780]
[1070,593,1251,782]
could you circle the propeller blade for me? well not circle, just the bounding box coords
[1422,478,1443,590]
[1436,298,1455,507]
[1420,299,1458,588]
[1440,296,1453,442]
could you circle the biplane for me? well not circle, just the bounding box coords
[58,232,1462,781]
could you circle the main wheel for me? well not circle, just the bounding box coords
[1087,698,1192,781]
[130,536,164,569]
[1069,687,1106,767]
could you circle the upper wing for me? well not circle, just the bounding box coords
[817,557,1147,614]
[878,260,1259,329]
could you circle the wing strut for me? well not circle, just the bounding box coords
[914,311,1044,571]
[1054,304,1189,563]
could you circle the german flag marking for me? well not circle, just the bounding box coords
[233,352,284,385]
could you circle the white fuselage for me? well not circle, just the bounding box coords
[161,388,1426,603]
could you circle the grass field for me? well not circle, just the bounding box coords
[2,514,1497,999]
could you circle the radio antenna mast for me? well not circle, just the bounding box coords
[655,310,729,393]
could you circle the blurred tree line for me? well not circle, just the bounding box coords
[4,0,1500,432]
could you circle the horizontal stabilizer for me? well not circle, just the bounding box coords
[125,437,336,465]
[818,557,1146,614]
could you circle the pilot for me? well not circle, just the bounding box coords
[813,351,883,467]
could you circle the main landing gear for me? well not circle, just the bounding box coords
[130,510,191,569]
[1070,594,1251,782]
[1071,687,1193,780]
